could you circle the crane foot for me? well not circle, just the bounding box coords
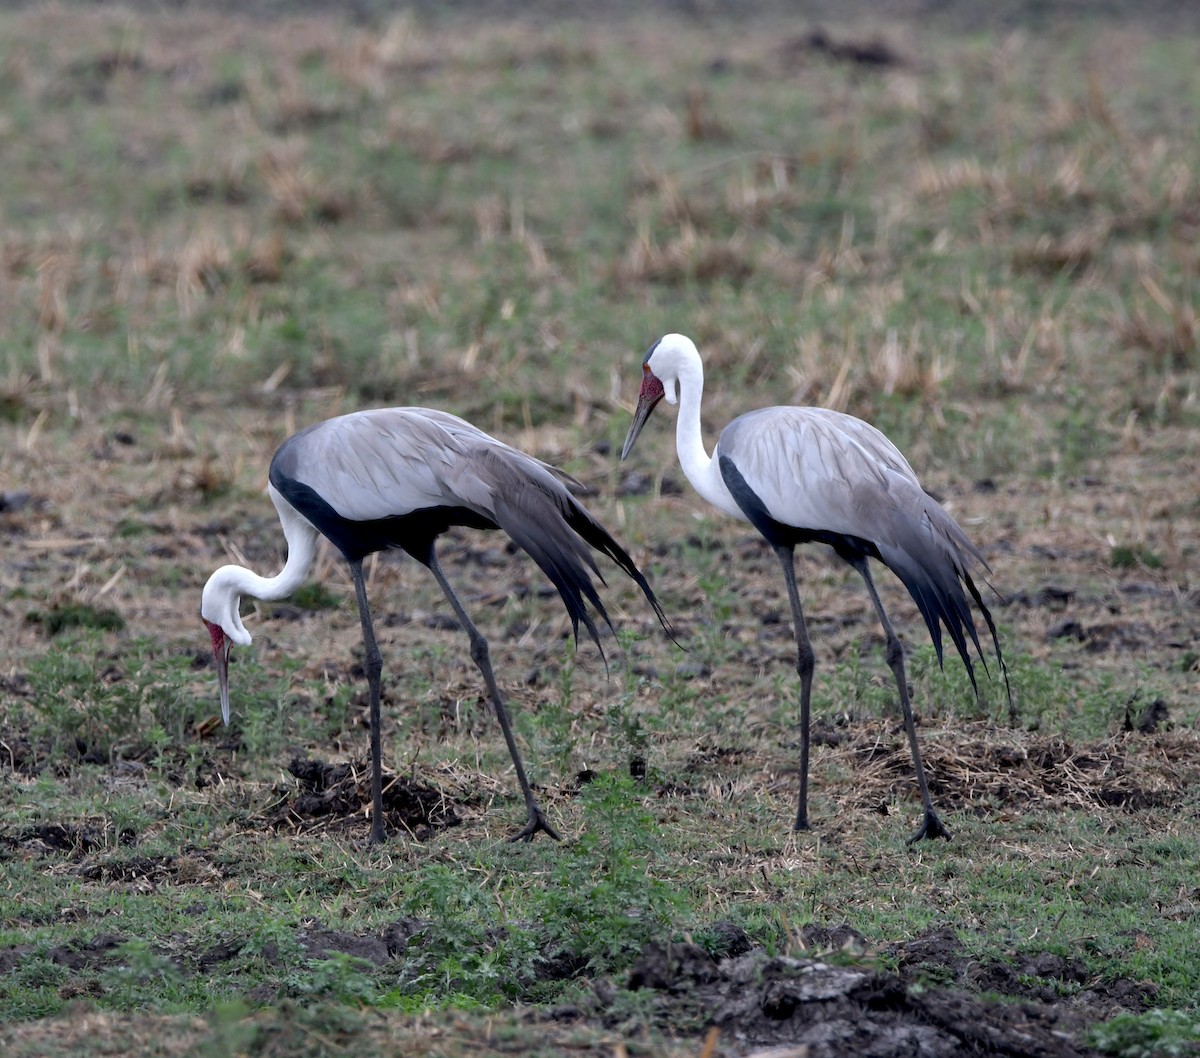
[906,808,952,844]
[368,820,388,846]
[508,805,561,843]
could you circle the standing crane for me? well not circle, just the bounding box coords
[202,406,671,844]
[621,333,1008,842]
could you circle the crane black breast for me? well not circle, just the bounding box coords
[270,467,497,565]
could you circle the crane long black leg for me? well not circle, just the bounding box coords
[349,559,388,846]
[425,546,559,843]
[849,557,951,843]
[773,545,816,832]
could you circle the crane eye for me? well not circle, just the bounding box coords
[642,363,650,374]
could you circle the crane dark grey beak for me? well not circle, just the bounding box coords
[205,620,233,725]
[621,373,666,460]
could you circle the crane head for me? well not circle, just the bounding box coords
[201,564,255,726]
[203,619,233,725]
[621,361,666,460]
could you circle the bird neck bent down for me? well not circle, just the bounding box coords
[665,340,746,522]
[199,486,320,645]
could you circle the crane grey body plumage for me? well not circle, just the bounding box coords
[621,333,1008,843]
[715,406,999,685]
[202,407,671,844]
[268,409,642,649]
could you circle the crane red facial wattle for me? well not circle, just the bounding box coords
[205,619,226,656]
[639,371,665,405]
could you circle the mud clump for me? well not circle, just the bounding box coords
[269,757,461,839]
[597,931,1153,1057]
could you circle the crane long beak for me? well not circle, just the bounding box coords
[621,375,665,460]
[217,637,231,725]
[205,620,233,725]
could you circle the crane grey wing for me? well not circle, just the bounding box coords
[272,408,585,527]
[423,409,588,493]
[444,443,676,653]
[272,411,459,521]
[717,407,924,542]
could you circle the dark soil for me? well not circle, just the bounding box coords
[595,929,1152,1056]
[619,935,1113,1050]
[266,756,463,839]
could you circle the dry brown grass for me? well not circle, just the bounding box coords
[838,722,1197,816]
[616,224,756,287]
[1116,271,1199,370]
[0,1011,208,1058]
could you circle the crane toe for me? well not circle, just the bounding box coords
[507,805,561,843]
[907,809,952,844]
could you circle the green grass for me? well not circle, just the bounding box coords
[1091,1009,1200,1058]
[24,603,125,637]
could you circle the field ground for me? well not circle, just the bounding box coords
[1,2,1199,1056]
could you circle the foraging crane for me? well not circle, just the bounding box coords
[621,333,1008,842]
[202,407,671,844]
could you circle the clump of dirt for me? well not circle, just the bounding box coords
[888,927,1157,1019]
[0,726,51,777]
[592,929,1150,1056]
[1125,697,1170,734]
[77,855,182,885]
[8,823,107,855]
[266,757,462,839]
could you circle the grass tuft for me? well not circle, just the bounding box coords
[25,604,125,637]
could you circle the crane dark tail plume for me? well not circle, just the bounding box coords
[488,473,678,660]
[559,502,679,648]
[883,544,1011,713]
[880,499,1012,713]
[959,567,1012,712]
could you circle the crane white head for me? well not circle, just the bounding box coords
[200,566,255,725]
[620,333,701,460]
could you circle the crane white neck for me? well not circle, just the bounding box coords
[199,486,320,645]
[664,344,746,522]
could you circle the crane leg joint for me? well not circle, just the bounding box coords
[468,635,490,669]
